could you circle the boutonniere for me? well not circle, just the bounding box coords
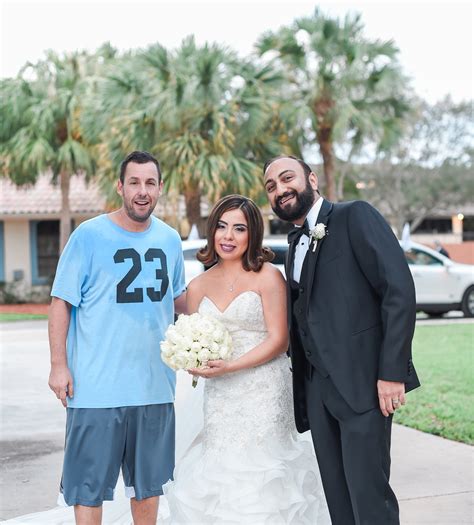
[309,223,328,252]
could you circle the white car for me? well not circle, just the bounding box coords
[403,241,474,317]
[182,238,474,317]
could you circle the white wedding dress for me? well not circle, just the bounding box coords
[6,291,329,525]
[161,291,329,524]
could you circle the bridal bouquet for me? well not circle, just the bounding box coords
[161,312,233,387]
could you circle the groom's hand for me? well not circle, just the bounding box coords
[377,380,406,417]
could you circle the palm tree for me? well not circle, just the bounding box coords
[90,37,290,233]
[0,50,105,250]
[256,9,411,201]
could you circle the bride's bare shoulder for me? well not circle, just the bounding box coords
[254,262,286,294]
[259,262,285,282]
[188,265,219,297]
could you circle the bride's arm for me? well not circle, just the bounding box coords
[192,264,288,377]
[186,278,204,314]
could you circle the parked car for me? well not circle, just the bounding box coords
[182,239,474,317]
[403,241,474,317]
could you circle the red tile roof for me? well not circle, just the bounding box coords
[0,173,106,216]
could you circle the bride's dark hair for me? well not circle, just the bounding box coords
[197,195,274,272]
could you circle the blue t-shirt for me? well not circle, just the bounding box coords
[51,214,186,408]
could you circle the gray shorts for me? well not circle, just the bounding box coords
[59,404,175,507]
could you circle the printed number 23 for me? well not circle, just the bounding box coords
[114,248,169,303]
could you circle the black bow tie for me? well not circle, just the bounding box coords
[287,220,310,245]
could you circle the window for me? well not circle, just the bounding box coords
[462,216,474,241]
[413,218,452,234]
[30,220,60,284]
[405,248,443,266]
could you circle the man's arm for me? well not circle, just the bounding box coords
[48,297,74,407]
[347,201,416,416]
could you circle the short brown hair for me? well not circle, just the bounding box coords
[198,195,274,272]
[120,151,162,184]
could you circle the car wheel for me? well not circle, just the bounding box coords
[461,286,474,317]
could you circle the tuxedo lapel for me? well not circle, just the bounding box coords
[304,199,333,310]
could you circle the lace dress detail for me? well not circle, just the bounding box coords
[163,291,330,524]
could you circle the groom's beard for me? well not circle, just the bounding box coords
[271,180,315,222]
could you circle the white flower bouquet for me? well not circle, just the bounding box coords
[161,312,233,387]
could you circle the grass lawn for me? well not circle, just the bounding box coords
[394,323,473,445]
[0,313,48,322]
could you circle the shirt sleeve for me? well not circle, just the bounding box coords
[172,237,186,299]
[50,227,88,307]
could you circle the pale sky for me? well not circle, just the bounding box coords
[1,0,472,103]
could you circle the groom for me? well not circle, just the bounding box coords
[263,155,419,525]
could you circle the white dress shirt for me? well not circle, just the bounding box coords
[293,197,324,282]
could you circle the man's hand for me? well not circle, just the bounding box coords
[48,297,73,407]
[377,379,406,417]
[48,365,74,407]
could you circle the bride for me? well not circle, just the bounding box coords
[162,194,329,524]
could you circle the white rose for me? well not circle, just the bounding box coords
[172,353,187,370]
[185,355,198,369]
[210,350,220,360]
[212,328,224,341]
[190,342,202,354]
[168,328,184,346]
[312,223,326,240]
[198,348,211,363]
[160,342,173,358]
[219,345,231,359]
[198,335,211,348]
[199,322,214,337]
[181,334,194,348]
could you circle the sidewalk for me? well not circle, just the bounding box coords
[1,320,473,524]
[392,424,473,524]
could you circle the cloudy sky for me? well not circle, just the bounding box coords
[1,0,472,103]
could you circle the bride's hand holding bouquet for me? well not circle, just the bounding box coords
[161,312,233,386]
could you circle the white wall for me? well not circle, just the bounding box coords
[4,219,31,286]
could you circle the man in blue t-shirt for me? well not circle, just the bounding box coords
[48,151,187,524]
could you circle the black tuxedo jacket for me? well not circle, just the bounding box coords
[285,199,420,433]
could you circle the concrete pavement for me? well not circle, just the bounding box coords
[1,320,473,524]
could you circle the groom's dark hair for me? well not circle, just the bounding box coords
[198,195,274,272]
[263,155,312,178]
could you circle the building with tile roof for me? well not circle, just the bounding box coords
[0,174,107,300]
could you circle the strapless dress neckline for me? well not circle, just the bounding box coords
[200,290,261,314]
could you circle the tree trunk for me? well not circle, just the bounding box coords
[313,97,337,202]
[184,185,203,237]
[59,170,72,252]
[336,168,345,201]
[318,136,337,202]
